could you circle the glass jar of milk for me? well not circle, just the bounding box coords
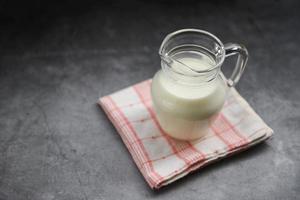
[151,29,248,140]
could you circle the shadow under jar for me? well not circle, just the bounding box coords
[151,29,248,140]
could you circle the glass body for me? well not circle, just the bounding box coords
[151,29,248,140]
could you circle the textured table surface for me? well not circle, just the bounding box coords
[0,0,299,199]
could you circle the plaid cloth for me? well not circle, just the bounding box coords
[98,79,273,189]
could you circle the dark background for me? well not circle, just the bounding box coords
[0,0,299,199]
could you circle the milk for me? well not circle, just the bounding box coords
[151,51,227,140]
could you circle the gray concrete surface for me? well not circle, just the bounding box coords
[0,0,299,199]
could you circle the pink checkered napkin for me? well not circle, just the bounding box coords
[98,79,273,189]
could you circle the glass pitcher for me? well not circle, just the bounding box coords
[151,29,248,140]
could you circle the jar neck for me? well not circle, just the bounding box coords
[161,61,220,86]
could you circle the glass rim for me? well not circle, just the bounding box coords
[159,28,226,74]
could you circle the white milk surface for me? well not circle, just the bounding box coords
[152,51,226,140]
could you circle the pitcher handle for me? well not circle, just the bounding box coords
[224,43,249,87]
